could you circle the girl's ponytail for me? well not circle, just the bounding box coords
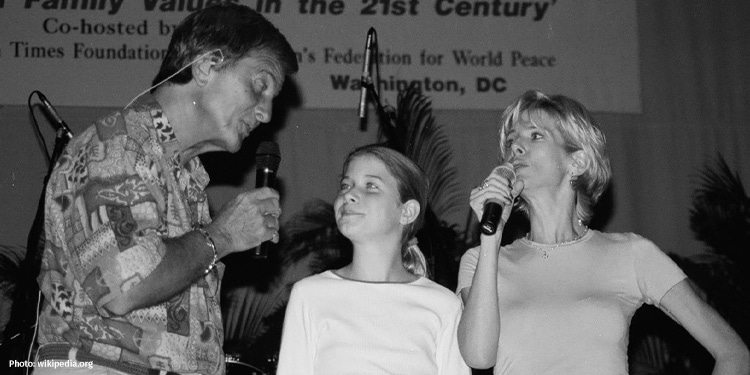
[403,238,429,278]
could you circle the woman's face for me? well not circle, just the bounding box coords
[504,110,574,192]
[334,155,407,243]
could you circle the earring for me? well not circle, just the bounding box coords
[569,173,577,187]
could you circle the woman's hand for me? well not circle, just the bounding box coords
[469,166,524,226]
[459,165,523,368]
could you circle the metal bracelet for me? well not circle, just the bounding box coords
[195,227,218,275]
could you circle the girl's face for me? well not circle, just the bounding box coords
[334,154,407,243]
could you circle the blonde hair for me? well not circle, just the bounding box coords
[403,238,428,278]
[498,90,611,224]
[343,145,430,277]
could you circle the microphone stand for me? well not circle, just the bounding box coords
[48,128,72,172]
[5,106,73,359]
[359,28,396,132]
[361,78,396,130]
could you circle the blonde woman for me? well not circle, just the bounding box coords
[458,90,749,374]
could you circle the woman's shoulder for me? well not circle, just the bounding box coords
[593,230,658,248]
[587,230,669,262]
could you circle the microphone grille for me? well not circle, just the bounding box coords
[495,163,516,183]
[256,141,281,170]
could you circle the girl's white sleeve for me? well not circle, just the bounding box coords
[276,282,316,375]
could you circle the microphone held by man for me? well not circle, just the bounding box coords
[252,140,282,258]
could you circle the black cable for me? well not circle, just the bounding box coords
[27,90,52,165]
[373,30,381,100]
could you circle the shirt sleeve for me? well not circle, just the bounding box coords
[436,297,472,375]
[41,126,169,318]
[277,281,316,375]
[456,246,480,295]
[632,236,688,305]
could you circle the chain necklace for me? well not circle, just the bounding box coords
[526,226,589,259]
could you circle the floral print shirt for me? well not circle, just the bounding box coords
[37,93,225,374]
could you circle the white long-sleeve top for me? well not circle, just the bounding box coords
[277,270,470,375]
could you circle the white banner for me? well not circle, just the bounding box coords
[0,0,639,112]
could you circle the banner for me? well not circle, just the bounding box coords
[0,0,639,112]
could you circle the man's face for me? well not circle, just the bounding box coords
[201,51,285,153]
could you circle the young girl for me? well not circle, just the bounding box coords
[277,145,469,375]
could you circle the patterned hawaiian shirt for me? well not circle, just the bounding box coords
[37,93,225,374]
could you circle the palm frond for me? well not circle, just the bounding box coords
[373,87,465,288]
[689,154,750,265]
[377,87,463,219]
[223,253,319,347]
[679,154,750,346]
[0,245,24,295]
[279,199,352,270]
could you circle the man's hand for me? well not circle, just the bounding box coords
[205,187,281,258]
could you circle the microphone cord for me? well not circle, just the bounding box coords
[372,31,381,101]
[23,90,74,371]
[27,90,52,165]
[21,90,51,373]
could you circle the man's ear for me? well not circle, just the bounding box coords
[192,56,218,87]
[400,199,421,226]
[570,150,590,177]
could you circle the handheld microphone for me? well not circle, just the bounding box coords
[358,27,376,119]
[480,163,516,235]
[38,92,73,140]
[253,141,281,258]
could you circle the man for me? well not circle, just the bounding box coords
[35,4,298,374]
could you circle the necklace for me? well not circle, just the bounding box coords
[526,226,589,259]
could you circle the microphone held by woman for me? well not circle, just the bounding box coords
[479,163,516,235]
